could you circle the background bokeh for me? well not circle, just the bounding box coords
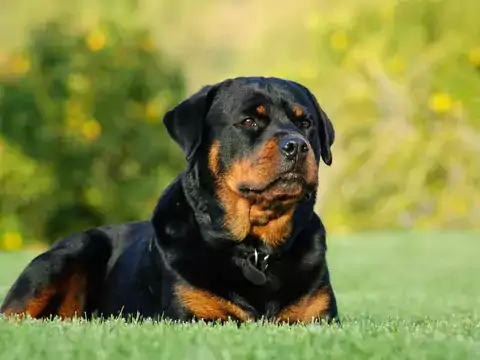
[1,0,479,250]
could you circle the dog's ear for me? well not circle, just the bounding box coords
[163,85,219,162]
[291,82,335,166]
[316,105,335,166]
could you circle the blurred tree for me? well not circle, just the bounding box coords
[288,0,480,233]
[0,20,186,244]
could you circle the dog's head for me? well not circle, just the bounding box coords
[164,77,334,247]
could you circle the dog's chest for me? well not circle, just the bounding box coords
[173,283,282,322]
[173,281,332,324]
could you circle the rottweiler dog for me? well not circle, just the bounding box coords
[1,76,339,324]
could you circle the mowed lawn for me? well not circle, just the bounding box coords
[0,231,479,359]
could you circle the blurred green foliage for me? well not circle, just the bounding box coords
[274,0,480,233]
[0,0,479,248]
[0,20,185,245]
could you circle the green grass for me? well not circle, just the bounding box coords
[1,231,479,359]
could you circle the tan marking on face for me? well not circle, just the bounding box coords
[256,105,266,116]
[213,138,318,247]
[208,140,221,177]
[304,142,319,185]
[216,139,290,244]
[293,106,303,117]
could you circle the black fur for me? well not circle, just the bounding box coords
[1,77,339,324]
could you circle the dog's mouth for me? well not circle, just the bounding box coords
[237,172,316,202]
[238,172,303,193]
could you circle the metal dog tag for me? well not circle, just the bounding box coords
[242,253,267,286]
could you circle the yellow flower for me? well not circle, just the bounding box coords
[429,93,453,114]
[11,54,30,75]
[82,119,102,141]
[468,47,480,67]
[330,31,349,51]
[1,232,23,251]
[146,101,161,121]
[85,29,107,52]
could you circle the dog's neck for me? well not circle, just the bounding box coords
[179,163,316,250]
[150,169,322,287]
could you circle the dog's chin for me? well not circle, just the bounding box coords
[237,172,316,202]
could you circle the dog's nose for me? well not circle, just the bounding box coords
[279,137,309,159]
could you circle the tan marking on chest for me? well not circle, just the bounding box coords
[175,285,252,322]
[250,207,295,247]
[276,286,332,324]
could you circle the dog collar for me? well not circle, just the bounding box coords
[148,230,276,288]
[241,248,270,286]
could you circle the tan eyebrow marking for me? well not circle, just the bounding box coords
[256,105,266,116]
[293,106,303,117]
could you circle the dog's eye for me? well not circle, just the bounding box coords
[240,118,258,128]
[299,119,311,129]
